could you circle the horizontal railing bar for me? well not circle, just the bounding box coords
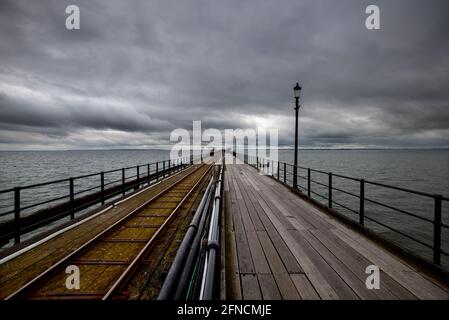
[0,188,14,194]
[441,248,449,258]
[102,168,124,174]
[122,165,138,170]
[20,194,71,212]
[310,189,328,201]
[364,196,434,224]
[18,207,74,235]
[0,209,14,218]
[332,186,360,199]
[364,215,433,250]
[73,185,101,197]
[332,199,359,215]
[103,179,123,188]
[308,168,328,175]
[332,173,361,182]
[73,172,101,180]
[364,180,435,198]
[21,178,70,190]
[309,179,328,188]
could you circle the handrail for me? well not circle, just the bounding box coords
[200,162,223,300]
[238,153,448,267]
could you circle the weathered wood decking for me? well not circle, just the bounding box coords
[223,156,449,300]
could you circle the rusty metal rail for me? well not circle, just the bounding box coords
[5,164,212,300]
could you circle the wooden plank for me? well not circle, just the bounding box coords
[241,274,262,299]
[260,197,297,231]
[284,199,334,230]
[235,176,265,231]
[257,231,300,299]
[258,274,282,300]
[290,230,359,300]
[332,227,449,300]
[224,229,242,299]
[246,231,271,274]
[290,274,320,300]
[234,232,255,274]
[301,229,383,300]
[254,203,303,274]
[256,197,339,300]
[242,179,303,274]
[309,228,414,300]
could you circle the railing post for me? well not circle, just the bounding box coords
[101,172,105,205]
[136,165,140,189]
[163,160,166,178]
[122,168,125,196]
[69,178,74,220]
[433,194,442,265]
[147,164,150,185]
[307,168,311,197]
[156,162,159,181]
[14,187,21,244]
[293,164,298,190]
[328,173,332,208]
[277,161,279,180]
[284,162,286,184]
[168,159,171,175]
[359,179,365,226]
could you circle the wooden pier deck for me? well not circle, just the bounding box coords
[222,156,449,300]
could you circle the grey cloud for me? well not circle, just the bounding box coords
[0,0,448,149]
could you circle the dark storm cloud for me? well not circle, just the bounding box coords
[0,0,448,149]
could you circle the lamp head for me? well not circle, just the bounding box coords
[293,82,301,99]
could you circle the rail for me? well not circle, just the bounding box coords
[239,154,448,268]
[0,156,201,246]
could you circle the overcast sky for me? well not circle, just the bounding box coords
[0,0,448,150]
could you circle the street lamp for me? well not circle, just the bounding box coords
[293,82,301,189]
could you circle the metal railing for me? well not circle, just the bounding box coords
[240,154,449,268]
[0,156,199,246]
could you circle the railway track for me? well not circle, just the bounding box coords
[5,164,213,300]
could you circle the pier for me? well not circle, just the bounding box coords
[0,153,448,300]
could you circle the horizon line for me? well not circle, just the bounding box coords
[1,147,448,152]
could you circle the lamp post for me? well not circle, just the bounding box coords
[293,82,301,190]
